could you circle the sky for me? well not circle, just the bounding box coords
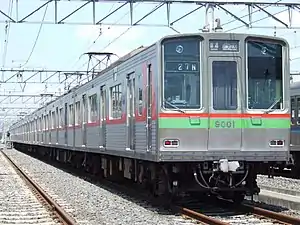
[0,0,300,126]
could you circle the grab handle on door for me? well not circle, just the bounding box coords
[189,116,201,125]
[250,116,262,126]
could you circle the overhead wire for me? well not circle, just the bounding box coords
[63,2,143,92]
[71,2,142,71]
[222,0,283,28]
[1,0,15,103]
[85,3,116,51]
[57,1,299,94]
[70,2,133,70]
[13,3,49,107]
[68,1,287,90]
[21,3,49,68]
[2,0,13,69]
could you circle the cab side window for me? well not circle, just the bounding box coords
[297,97,300,124]
[291,98,295,125]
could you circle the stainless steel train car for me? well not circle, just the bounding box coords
[8,32,290,202]
[290,81,300,174]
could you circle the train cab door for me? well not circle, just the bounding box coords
[146,64,153,152]
[207,57,242,151]
[126,73,136,151]
[49,110,52,143]
[56,107,59,144]
[100,86,107,149]
[82,94,87,147]
[41,115,44,143]
[64,103,68,146]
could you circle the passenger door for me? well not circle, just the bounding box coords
[208,57,242,151]
[100,86,106,149]
[126,73,135,151]
[82,94,87,147]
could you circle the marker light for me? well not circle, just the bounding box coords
[163,139,179,148]
[164,140,171,146]
[276,140,284,146]
[269,140,284,147]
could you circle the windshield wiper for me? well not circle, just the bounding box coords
[164,100,186,114]
[264,97,282,114]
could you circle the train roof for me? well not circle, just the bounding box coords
[9,45,150,128]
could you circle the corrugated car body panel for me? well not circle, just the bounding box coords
[75,129,82,148]
[86,126,99,148]
[106,124,126,151]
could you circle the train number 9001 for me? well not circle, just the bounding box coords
[214,120,236,129]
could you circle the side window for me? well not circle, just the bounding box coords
[82,94,87,123]
[48,112,51,129]
[48,114,51,130]
[75,101,81,125]
[69,104,74,125]
[110,84,122,119]
[88,94,98,122]
[59,108,63,127]
[64,103,68,126]
[100,86,106,120]
[297,97,300,124]
[44,115,47,130]
[138,74,143,116]
[52,111,56,129]
[291,98,295,125]
[56,107,59,128]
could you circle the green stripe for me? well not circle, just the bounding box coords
[158,117,208,129]
[158,118,290,129]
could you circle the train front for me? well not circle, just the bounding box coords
[158,33,290,201]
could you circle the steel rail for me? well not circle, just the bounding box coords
[0,150,77,225]
[242,203,300,225]
[174,198,300,225]
[172,205,230,225]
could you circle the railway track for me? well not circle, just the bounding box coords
[174,198,300,225]
[0,149,77,225]
[7,147,300,225]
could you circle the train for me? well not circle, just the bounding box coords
[289,81,300,175]
[8,31,291,203]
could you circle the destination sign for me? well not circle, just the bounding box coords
[165,61,199,73]
[209,40,240,52]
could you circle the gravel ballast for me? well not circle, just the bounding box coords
[255,174,300,218]
[5,148,300,224]
[0,151,59,225]
[3,149,199,225]
[257,174,300,193]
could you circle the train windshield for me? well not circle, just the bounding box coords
[247,40,283,110]
[162,37,201,109]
